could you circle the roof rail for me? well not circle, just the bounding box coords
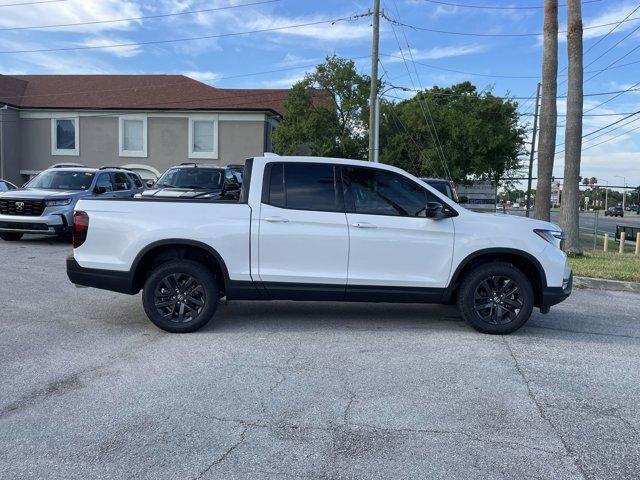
[179,162,200,167]
[52,163,87,168]
[98,166,132,171]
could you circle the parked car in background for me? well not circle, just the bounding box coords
[140,163,241,200]
[0,179,18,192]
[0,166,143,241]
[605,206,624,217]
[68,155,572,335]
[421,178,459,202]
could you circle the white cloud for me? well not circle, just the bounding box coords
[82,37,141,58]
[262,73,307,88]
[387,45,486,62]
[0,0,142,33]
[181,70,221,83]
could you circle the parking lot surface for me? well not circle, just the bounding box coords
[1,237,639,480]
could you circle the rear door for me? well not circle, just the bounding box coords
[342,166,455,289]
[258,162,349,292]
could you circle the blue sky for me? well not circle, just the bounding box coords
[0,0,639,191]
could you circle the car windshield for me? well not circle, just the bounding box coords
[27,170,95,190]
[155,168,224,190]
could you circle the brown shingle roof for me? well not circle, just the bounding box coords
[0,74,288,116]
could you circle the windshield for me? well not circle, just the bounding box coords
[155,168,224,190]
[27,170,95,190]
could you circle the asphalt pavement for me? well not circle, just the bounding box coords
[1,237,639,479]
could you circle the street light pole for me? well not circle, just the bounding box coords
[615,175,627,210]
[373,85,412,164]
[526,82,542,218]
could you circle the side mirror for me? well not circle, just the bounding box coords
[425,201,444,219]
[94,186,107,195]
[146,180,155,188]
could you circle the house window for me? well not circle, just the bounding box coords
[119,115,147,157]
[188,116,218,159]
[51,116,79,156]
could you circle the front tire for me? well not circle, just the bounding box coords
[142,260,218,333]
[457,262,534,334]
[0,232,23,241]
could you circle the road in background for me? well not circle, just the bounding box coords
[1,238,639,479]
[508,210,640,236]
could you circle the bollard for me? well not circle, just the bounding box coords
[619,231,626,254]
[604,233,609,252]
[636,232,640,255]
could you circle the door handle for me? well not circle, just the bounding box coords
[264,216,290,223]
[352,222,377,228]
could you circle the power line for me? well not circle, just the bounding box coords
[583,110,640,138]
[385,1,452,179]
[0,13,370,54]
[419,0,603,10]
[583,80,640,114]
[0,0,64,6]
[581,124,640,152]
[584,41,640,84]
[0,0,281,32]
[383,15,640,37]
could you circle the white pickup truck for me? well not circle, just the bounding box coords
[67,155,572,334]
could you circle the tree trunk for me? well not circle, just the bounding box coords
[533,0,558,221]
[560,0,583,254]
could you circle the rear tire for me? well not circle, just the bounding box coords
[142,259,218,333]
[0,232,23,241]
[457,262,534,334]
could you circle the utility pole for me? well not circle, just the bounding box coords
[526,82,542,218]
[368,0,381,162]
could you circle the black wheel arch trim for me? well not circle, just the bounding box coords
[129,239,232,294]
[445,248,549,302]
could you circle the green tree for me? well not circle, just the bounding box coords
[379,82,526,182]
[272,56,371,159]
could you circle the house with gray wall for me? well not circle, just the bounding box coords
[0,74,286,184]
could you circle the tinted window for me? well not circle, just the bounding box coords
[95,173,114,192]
[113,172,132,191]
[264,163,342,212]
[344,167,434,217]
[130,173,143,188]
[155,168,223,189]
[284,163,339,212]
[267,163,285,207]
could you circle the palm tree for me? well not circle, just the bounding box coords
[534,0,559,221]
[559,0,583,255]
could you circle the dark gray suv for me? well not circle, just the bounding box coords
[0,166,143,241]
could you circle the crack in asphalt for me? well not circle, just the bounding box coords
[196,412,567,459]
[342,390,356,426]
[503,338,590,480]
[193,425,248,480]
[528,325,640,340]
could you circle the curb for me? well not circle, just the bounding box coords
[574,276,640,293]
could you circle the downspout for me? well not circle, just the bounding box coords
[0,104,7,179]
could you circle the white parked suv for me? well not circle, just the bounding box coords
[67,156,572,334]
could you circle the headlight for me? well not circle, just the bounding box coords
[534,229,564,249]
[45,198,72,207]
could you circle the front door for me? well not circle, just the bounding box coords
[258,162,349,293]
[342,166,455,289]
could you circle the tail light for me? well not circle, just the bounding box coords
[72,210,89,248]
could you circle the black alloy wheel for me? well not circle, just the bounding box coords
[457,262,534,334]
[154,273,206,323]
[142,259,218,333]
[473,276,523,325]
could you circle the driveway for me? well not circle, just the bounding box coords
[1,238,639,479]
